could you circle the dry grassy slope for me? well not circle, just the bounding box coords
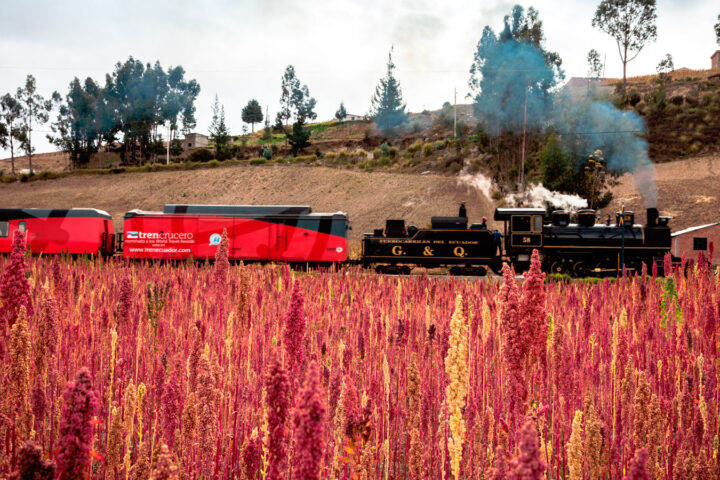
[0,164,495,243]
[607,154,720,231]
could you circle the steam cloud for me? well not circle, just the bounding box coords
[505,183,588,211]
[555,99,657,207]
[471,35,657,208]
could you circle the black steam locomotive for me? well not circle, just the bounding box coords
[362,206,674,276]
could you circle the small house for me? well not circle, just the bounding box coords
[671,222,720,265]
[712,50,720,70]
[183,133,209,151]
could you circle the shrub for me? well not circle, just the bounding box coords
[627,90,641,106]
[249,158,266,165]
[422,143,434,157]
[261,146,272,161]
[207,160,220,168]
[187,148,214,163]
[408,140,423,154]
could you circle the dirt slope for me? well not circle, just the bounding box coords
[0,164,495,243]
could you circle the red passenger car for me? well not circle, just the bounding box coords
[0,208,115,255]
[121,205,348,263]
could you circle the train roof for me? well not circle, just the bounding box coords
[164,204,312,215]
[0,208,112,221]
[493,208,546,221]
[125,206,347,220]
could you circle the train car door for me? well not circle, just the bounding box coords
[270,218,289,261]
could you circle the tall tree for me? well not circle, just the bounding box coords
[104,57,199,165]
[592,0,657,96]
[370,47,408,136]
[714,14,719,45]
[587,49,604,79]
[0,94,24,175]
[16,75,59,173]
[241,99,263,132]
[48,77,105,168]
[209,95,230,155]
[279,66,299,129]
[335,102,347,122]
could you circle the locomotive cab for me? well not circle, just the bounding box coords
[493,208,546,267]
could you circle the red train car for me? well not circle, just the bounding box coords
[122,204,348,263]
[0,208,115,255]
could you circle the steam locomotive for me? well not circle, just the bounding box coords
[0,204,675,276]
[362,206,674,276]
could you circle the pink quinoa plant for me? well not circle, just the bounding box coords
[116,271,133,327]
[0,230,33,335]
[56,367,100,480]
[242,433,261,480]
[162,372,181,448]
[507,421,545,480]
[519,250,546,362]
[292,360,327,480]
[623,448,650,480]
[10,441,55,480]
[283,280,306,379]
[266,354,290,480]
[213,228,229,286]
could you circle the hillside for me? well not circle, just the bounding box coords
[0,163,495,244]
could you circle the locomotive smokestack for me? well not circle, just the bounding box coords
[646,207,659,227]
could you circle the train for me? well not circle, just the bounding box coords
[0,204,676,276]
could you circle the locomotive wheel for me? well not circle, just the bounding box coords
[475,267,487,277]
[401,266,412,275]
[549,259,568,274]
[572,261,587,277]
[449,266,460,276]
[375,265,387,274]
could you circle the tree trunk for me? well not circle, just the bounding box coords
[622,43,628,104]
[9,135,15,176]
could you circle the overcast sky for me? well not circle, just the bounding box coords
[1,0,718,156]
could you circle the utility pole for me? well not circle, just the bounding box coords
[519,85,528,191]
[166,123,170,165]
[453,88,457,139]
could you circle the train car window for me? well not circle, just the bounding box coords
[532,216,542,232]
[0,221,8,237]
[693,237,708,251]
[18,221,26,233]
[511,216,531,232]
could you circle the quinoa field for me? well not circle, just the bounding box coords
[0,229,719,479]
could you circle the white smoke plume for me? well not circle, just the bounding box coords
[457,172,493,200]
[505,183,588,211]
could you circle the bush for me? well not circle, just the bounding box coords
[249,158,266,165]
[261,145,272,160]
[408,140,423,154]
[627,89,641,106]
[187,148,214,163]
[379,143,390,157]
[422,143,433,157]
[207,160,220,168]
[669,95,684,106]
